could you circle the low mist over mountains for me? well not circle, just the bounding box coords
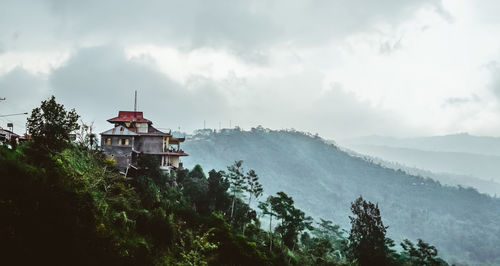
[342,133,500,156]
[343,148,500,196]
[340,133,500,195]
[183,128,500,265]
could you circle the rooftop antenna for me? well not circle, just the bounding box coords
[134,90,137,112]
[133,90,137,121]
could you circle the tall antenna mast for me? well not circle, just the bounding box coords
[133,90,137,121]
[134,90,137,113]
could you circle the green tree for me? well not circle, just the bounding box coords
[189,164,206,179]
[26,95,80,151]
[183,165,209,213]
[401,239,448,266]
[258,197,276,251]
[269,191,313,249]
[300,232,337,265]
[312,219,348,261]
[242,169,263,235]
[348,196,388,266]
[207,170,230,213]
[226,160,247,222]
[244,169,263,207]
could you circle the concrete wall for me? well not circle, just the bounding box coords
[101,136,133,147]
[101,134,174,172]
[101,135,133,171]
[134,136,163,153]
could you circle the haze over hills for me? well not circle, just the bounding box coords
[341,133,500,156]
[341,147,500,196]
[183,128,500,265]
[339,134,500,188]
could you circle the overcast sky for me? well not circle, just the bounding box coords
[1,0,500,139]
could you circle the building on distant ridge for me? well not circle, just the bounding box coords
[100,110,188,175]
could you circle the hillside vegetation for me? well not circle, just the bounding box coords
[1,96,450,265]
[184,127,500,265]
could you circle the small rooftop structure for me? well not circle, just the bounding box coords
[107,111,152,124]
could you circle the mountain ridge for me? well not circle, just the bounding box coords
[342,133,500,156]
[183,128,500,265]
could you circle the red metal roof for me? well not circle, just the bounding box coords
[107,111,151,123]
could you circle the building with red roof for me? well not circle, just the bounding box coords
[100,110,188,175]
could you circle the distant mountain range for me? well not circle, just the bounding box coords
[339,133,500,193]
[341,146,500,196]
[341,133,500,156]
[183,129,500,265]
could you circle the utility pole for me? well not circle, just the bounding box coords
[204,120,206,130]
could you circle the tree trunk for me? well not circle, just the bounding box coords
[242,194,253,235]
[230,191,236,221]
[269,214,273,251]
[288,242,296,264]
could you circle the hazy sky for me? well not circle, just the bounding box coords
[1,0,500,139]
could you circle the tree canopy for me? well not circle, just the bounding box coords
[26,95,79,151]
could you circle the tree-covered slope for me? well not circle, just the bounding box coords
[183,128,500,265]
[2,96,451,265]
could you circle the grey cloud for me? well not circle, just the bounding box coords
[379,37,403,54]
[0,67,48,108]
[443,95,480,107]
[49,45,230,133]
[306,83,412,138]
[1,0,445,57]
[43,45,411,139]
[484,61,500,99]
[0,67,49,130]
[237,71,413,138]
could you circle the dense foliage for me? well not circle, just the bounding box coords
[0,143,448,265]
[26,95,80,151]
[0,97,450,265]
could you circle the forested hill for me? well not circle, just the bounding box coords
[183,128,500,265]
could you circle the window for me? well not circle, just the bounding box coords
[106,138,111,145]
[119,138,130,146]
[136,123,148,133]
